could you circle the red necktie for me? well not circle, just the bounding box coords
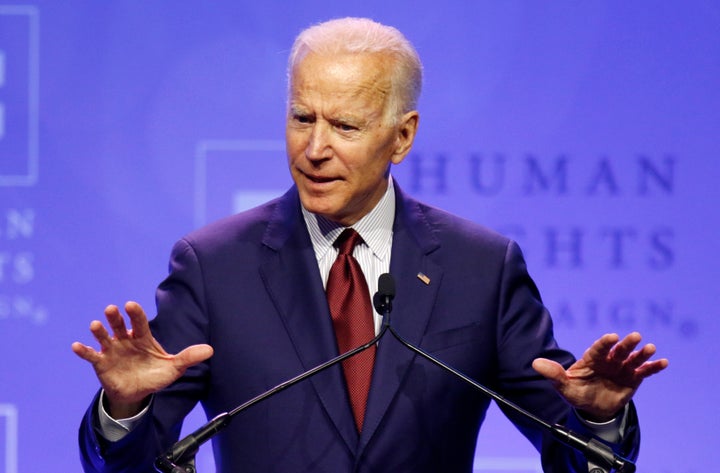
[326,229,376,432]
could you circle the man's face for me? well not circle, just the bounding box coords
[286,51,418,226]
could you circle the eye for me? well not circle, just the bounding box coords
[334,121,358,132]
[293,113,313,124]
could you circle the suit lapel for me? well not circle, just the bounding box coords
[357,186,443,454]
[259,188,359,453]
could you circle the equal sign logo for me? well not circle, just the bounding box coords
[0,404,18,473]
[194,139,290,227]
[0,6,39,187]
[0,50,5,140]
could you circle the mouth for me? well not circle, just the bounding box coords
[302,171,340,184]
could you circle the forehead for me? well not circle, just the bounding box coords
[289,52,392,110]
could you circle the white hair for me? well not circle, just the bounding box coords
[287,17,423,122]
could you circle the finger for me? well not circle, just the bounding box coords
[532,358,567,386]
[71,341,101,364]
[104,305,130,340]
[89,320,113,351]
[125,301,152,339]
[635,358,669,379]
[609,332,642,361]
[623,343,657,370]
[174,344,214,371]
[585,333,619,361]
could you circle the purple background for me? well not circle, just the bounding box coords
[0,2,718,472]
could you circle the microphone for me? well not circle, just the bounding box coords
[373,272,395,320]
[155,280,393,473]
[377,273,636,473]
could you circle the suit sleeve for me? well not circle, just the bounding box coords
[494,240,640,472]
[78,238,212,472]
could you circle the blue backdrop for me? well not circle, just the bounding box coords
[0,2,717,472]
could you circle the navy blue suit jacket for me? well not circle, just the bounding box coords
[79,184,639,472]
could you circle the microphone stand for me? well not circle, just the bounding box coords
[158,273,636,472]
[372,278,636,473]
[154,323,390,473]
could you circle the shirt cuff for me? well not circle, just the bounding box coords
[574,404,628,444]
[96,390,152,442]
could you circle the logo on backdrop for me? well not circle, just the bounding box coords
[0,404,18,473]
[194,139,290,228]
[0,7,45,327]
[0,6,39,186]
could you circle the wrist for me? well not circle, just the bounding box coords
[575,405,625,424]
[102,391,150,420]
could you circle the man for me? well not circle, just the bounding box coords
[73,17,668,472]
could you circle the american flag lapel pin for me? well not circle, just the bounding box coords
[417,272,430,285]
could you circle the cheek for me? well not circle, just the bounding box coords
[285,133,305,160]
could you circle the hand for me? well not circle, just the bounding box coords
[72,301,213,418]
[532,332,669,422]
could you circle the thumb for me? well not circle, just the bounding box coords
[175,344,214,370]
[532,358,567,385]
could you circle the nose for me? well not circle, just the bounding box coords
[305,123,332,161]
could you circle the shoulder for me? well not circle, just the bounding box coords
[398,190,512,256]
[175,188,299,259]
[187,200,278,244]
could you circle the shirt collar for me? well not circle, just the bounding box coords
[302,176,396,261]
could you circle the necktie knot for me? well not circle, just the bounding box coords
[334,228,363,256]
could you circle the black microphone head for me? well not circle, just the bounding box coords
[374,273,395,315]
[377,273,395,300]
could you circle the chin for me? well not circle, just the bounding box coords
[299,196,338,218]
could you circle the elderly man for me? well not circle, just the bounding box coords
[73,17,667,472]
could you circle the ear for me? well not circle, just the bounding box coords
[390,111,420,165]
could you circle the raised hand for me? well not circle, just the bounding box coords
[72,301,213,419]
[532,332,669,421]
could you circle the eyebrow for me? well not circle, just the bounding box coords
[289,105,311,116]
[289,105,368,127]
[332,115,364,126]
